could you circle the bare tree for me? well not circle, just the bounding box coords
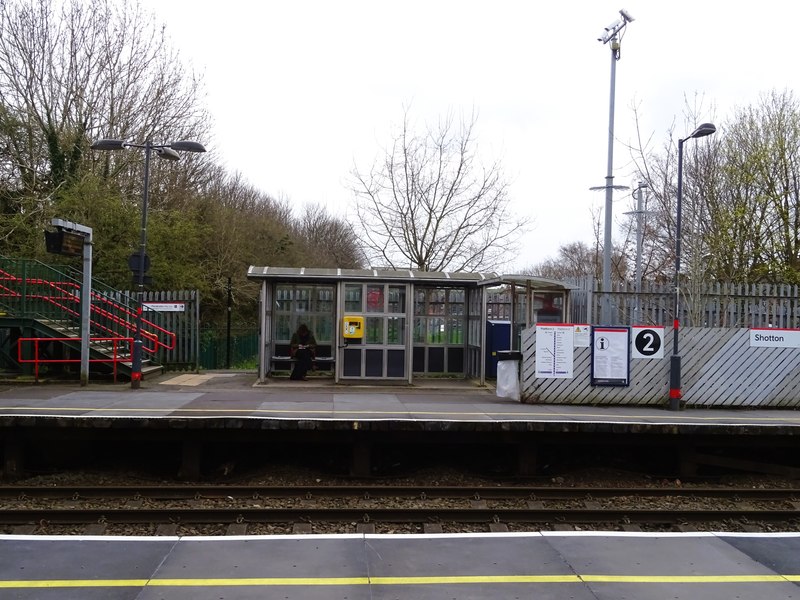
[199,170,294,272]
[351,110,528,272]
[629,90,800,285]
[0,0,212,253]
[296,204,366,269]
[627,96,721,284]
[718,90,800,282]
[524,241,599,280]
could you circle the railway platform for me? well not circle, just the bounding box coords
[1,369,800,428]
[2,373,800,599]
[1,531,800,599]
[2,370,800,479]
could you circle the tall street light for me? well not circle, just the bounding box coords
[669,123,716,411]
[91,138,206,388]
[624,181,650,324]
[596,8,634,324]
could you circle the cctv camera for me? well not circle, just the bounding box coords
[604,19,620,32]
[619,8,634,22]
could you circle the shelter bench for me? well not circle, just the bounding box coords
[270,355,335,372]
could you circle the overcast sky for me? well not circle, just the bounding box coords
[136,0,798,272]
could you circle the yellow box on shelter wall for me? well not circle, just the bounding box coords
[343,316,364,338]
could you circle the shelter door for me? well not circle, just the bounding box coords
[340,283,408,379]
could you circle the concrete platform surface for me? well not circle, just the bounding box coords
[0,371,799,429]
[0,532,799,599]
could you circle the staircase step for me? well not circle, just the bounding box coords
[0,260,179,382]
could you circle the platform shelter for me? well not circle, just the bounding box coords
[247,267,573,385]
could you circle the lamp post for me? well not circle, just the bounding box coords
[596,8,634,324]
[91,138,206,389]
[624,181,649,324]
[669,123,716,410]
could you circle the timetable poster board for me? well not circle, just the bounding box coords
[591,326,630,387]
[535,324,574,379]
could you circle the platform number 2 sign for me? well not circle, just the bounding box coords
[632,326,664,359]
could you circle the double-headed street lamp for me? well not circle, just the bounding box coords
[91,138,206,389]
[669,123,716,410]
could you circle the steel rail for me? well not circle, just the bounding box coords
[2,507,799,526]
[2,485,799,501]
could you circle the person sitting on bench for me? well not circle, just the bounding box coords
[289,323,316,380]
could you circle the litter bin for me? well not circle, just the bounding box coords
[495,350,522,401]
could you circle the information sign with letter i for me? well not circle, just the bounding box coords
[590,326,630,386]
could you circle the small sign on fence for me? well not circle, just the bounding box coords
[750,328,800,348]
[573,324,591,347]
[143,302,186,312]
[631,326,664,359]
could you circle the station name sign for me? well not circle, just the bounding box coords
[749,328,800,348]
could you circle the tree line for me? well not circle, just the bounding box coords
[11,0,797,335]
[528,90,800,292]
[0,0,526,331]
[0,0,363,327]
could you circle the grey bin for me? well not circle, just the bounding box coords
[495,351,522,401]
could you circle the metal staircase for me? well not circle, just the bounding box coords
[0,257,174,380]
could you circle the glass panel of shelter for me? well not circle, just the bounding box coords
[272,283,335,369]
[341,283,408,379]
[485,286,566,352]
[465,287,483,378]
[412,286,467,376]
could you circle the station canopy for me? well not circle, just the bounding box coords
[247,266,573,290]
[478,273,577,291]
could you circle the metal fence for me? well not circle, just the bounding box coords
[568,278,800,328]
[122,289,200,370]
[199,326,259,370]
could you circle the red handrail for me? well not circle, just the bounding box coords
[1,270,176,353]
[18,337,134,383]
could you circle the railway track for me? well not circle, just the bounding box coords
[2,485,800,531]
[2,484,800,500]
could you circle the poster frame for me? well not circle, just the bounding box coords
[590,326,631,387]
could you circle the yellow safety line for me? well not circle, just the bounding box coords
[1,574,799,588]
[2,406,800,423]
[369,575,581,584]
[149,577,370,586]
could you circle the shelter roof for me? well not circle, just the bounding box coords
[247,266,573,290]
[478,273,577,291]
[247,266,499,285]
